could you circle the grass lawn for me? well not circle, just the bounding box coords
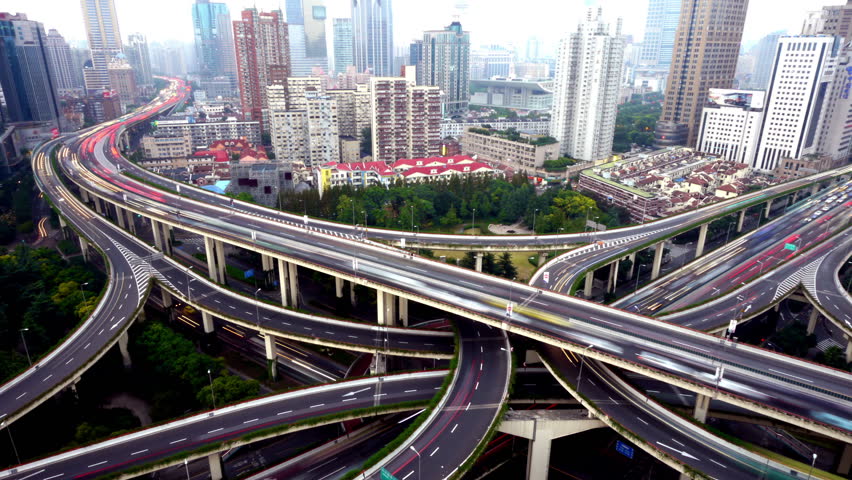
[429,249,542,283]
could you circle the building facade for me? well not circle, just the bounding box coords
[233,8,290,129]
[125,33,152,88]
[550,8,624,161]
[154,118,261,149]
[749,31,784,91]
[352,0,394,76]
[44,29,76,95]
[192,0,237,96]
[441,119,550,139]
[696,89,765,164]
[286,0,328,76]
[332,18,354,74]
[141,131,193,159]
[470,78,553,111]
[420,21,470,114]
[655,0,748,147]
[460,129,559,170]
[469,46,512,80]
[0,13,60,123]
[107,54,137,110]
[639,0,680,67]
[370,76,441,162]
[326,83,371,138]
[80,0,124,93]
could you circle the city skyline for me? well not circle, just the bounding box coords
[2,0,840,57]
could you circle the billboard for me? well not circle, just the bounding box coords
[706,89,765,109]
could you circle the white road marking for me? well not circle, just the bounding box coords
[465,402,471,411]
[43,474,64,480]
[710,459,727,469]
[636,417,648,425]
[131,449,148,455]
[451,423,458,433]
[608,396,619,405]
[17,468,44,480]
[672,340,708,353]
[277,410,292,415]
[768,369,813,383]
[672,439,685,447]
[343,387,370,397]
[342,397,357,402]
[430,447,440,457]
[207,428,223,434]
[310,404,325,408]
[42,375,53,382]
[404,389,417,393]
[244,418,258,424]
[169,438,186,444]
[15,392,26,400]
[87,461,107,468]
[591,317,622,328]
[65,358,74,365]
[475,382,479,390]
[84,342,91,350]
[403,472,414,480]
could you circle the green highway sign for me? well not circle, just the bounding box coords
[380,468,398,480]
[784,243,797,251]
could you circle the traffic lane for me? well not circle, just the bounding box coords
[1,374,444,480]
[540,346,764,480]
[813,231,852,328]
[378,320,510,480]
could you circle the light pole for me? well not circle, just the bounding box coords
[1,421,20,465]
[254,288,262,327]
[185,266,193,303]
[79,281,89,305]
[576,344,594,394]
[410,205,414,233]
[508,276,517,316]
[409,445,422,479]
[634,265,646,293]
[532,208,539,234]
[806,453,817,480]
[471,208,476,235]
[207,368,216,410]
[724,222,734,246]
[184,458,190,480]
[19,328,31,366]
[756,259,765,275]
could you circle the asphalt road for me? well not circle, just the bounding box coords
[809,229,852,330]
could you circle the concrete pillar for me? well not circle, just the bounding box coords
[626,252,637,279]
[214,240,226,284]
[651,242,665,280]
[475,252,484,273]
[264,334,278,381]
[377,291,398,326]
[94,197,104,215]
[538,252,549,267]
[526,435,552,480]
[287,262,299,307]
[584,272,593,298]
[810,183,819,196]
[59,216,68,229]
[370,353,387,375]
[208,453,223,480]
[261,254,274,286]
[126,209,136,235]
[117,331,131,369]
[606,260,618,293]
[335,276,344,299]
[202,311,214,334]
[161,289,173,308]
[116,205,127,229]
[838,442,852,475]
[79,237,89,261]
[695,223,709,258]
[764,198,773,219]
[846,341,852,364]
[350,281,357,307]
[791,190,799,205]
[693,394,710,423]
[204,237,220,283]
[807,308,819,335]
[399,297,409,327]
[162,223,173,256]
[277,258,290,307]
[80,189,89,203]
[152,219,164,252]
[736,209,746,233]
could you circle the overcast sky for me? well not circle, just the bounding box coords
[3,0,838,53]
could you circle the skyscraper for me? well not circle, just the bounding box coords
[192,0,236,85]
[639,0,679,67]
[370,75,440,162]
[749,31,783,90]
[80,0,123,93]
[655,0,749,148]
[45,29,76,95]
[333,18,354,75]
[0,12,60,123]
[233,8,290,129]
[352,0,394,76]
[550,8,624,161]
[125,33,152,88]
[286,0,329,76]
[421,21,470,114]
[801,1,852,38]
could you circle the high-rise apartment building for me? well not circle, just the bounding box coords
[45,29,76,95]
[333,18,354,74]
[655,0,749,148]
[753,36,840,172]
[639,0,680,67]
[192,0,236,88]
[286,0,329,76]
[0,12,60,123]
[269,88,340,166]
[327,83,371,137]
[80,0,124,93]
[233,8,290,129]
[421,21,470,115]
[352,0,394,76]
[287,77,324,110]
[370,76,441,162]
[749,31,783,90]
[125,33,152,88]
[550,8,624,161]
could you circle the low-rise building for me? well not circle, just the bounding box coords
[469,78,553,111]
[441,119,550,139]
[141,132,193,159]
[339,136,360,163]
[460,127,559,171]
[314,161,397,196]
[153,118,261,150]
[227,160,293,206]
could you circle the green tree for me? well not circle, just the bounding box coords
[440,206,461,227]
[498,253,517,279]
[197,375,261,407]
[819,346,849,371]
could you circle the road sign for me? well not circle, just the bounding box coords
[506,302,513,316]
[380,468,398,480]
[400,237,406,248]
[615,440,634,459]
[543,271,550,283]
[784,243,797,251]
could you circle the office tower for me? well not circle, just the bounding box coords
[370,76,440,162]
[525,36,541,61]
[107,54,137,110]
[639,0,680,67]
[45,29,76,95]
[550,8,624,161]
[421,21,470,114]
[469,46,512,80]
[80,0,124,93]
[352,0,394,76]
[69,47,89,88]
[286,0,329,76]
[696,89,765,163]
[655,0,748,148]
[233,8,291,129]
[801,2,852,37]
[125,33,152,88]
[333,18,354,74]
[192,0,236,83]
[0,13,60,123]
[749,31,783,90]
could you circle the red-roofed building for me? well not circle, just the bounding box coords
[391,155,477,173]
[400,161,494,183]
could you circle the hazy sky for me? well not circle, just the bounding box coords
[3,0,838,53]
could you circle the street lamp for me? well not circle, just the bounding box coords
[254,288,262,327]
[410,205,414,233]
[634,265,646,293]
[409,445,422,479]
[19,328,31,366]
[471,208,476,235]
[207,368,216,410]
[79,281,89,304]
[724,222,735,246]
[576,344,595,394]
[806,453,817,480]
[184,458,190,480]
[532,208,539,234]
[1,421,20,465]
[185,266,194,303]
[508,277,517,316]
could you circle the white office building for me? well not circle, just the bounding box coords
[696,89,765,164]
[550,7,625,161]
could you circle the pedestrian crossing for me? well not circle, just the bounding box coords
[107,236,177,300]
[816,337,843,353]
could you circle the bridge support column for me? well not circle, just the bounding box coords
[807,308,819,335]
[79,237,90,261]
[695,223,708,258]
[350,281,357,306]
[838,443,852,475]
[693,394,710,423]
[214,240,226,283]
[204,237,220,283]
[80,189,89,203]
[526,434,553,480]
[152,220,165,252]
[335,276,344,299]
[208,452,223,480]
[846,341,852,364]
[202,311,214,334]
[606,260,618,293]
[126,209,136,234]
[626,252,637,279]
[370,353,387,375]
[287,262,299,307]
[651,242,665,280]
[736,209,746,233]
[161,289,172,308]
[264,334,278,381]
[161,222,173,255]
[261,254,274,286]
[94,197,104,215]
[810,183,819,196]
[584,272,593,298]
[116,205,127,229]
[377,291,397,326]
[790,190,799,205]
[764,199,773,219]
[118,331,131,369]
[538,252,548,267]
[475,252,483,272]
[277,259,290,307]
[399,297,409,327]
